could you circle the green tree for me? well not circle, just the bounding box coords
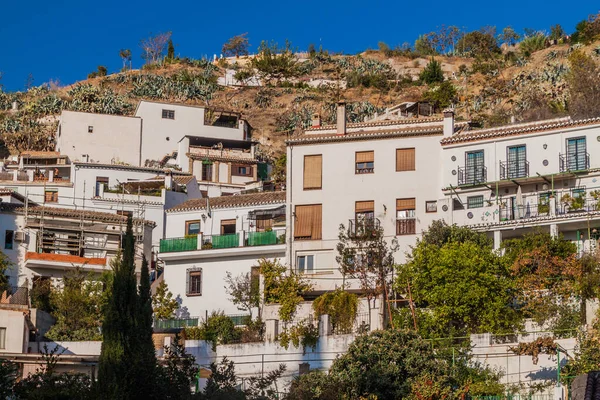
[201,357,246,400]
[156,336,200,400]
[119,49,132,70]
[498,26,520,46]
[152,280,179,319]
[567,50,600,119]
[0,359,17,399]
[397,221,520,337]
[167,39,175,61]
[225,271,260,319]
[423,81,457,109]
[0,250,11,293]
[260,258,311,323]
[414,34,436,56]
[45,267,107,341]
[222,33,250,58]
[419,57,444,84]
[97,216,140,399]
[251,40,298,83]
[549,24,565,41]
[456,28,500,59]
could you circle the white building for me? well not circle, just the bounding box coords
[159,191,286,318]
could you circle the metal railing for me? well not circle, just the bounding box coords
[559,153,590,172]
[458,166,487,186]
[396,218,416,235]
[153,317,199,329]
[159,236,198,253]
[499,160,529,180]
[500,197,600,221]
[348,218,380,238]
[0,286,29,306]
[202,234,239,249]
[227,314,251,326]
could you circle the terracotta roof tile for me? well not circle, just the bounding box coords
[440,117,600,145]
[306,117,444,132]
[168,191,286,213]
[26,252,107,266]
[287,126,444,145]
[20,151,63,159]
[187,153,258,164]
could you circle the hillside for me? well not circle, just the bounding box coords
[1,36,599,163]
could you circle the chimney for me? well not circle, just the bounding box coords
[443,109,455,138]
[311,113,321,128]
[336,101,346,135]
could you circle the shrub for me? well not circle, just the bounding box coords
[519,33,548,57]
[419,57,444,84]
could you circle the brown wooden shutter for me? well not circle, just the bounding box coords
[396,198,416,211]
[303,155,322,189]
[396,148,416,171]
[355,151,374,163]
[294,204,322,240]
[355,201,374,212]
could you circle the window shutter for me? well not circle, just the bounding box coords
[295,204,322,240]
[303,155,322,189]
[355,151,374,163]
[396,198,416,211]
[355,201,374,212]
[311,205,322,240]
[396,148,415,171]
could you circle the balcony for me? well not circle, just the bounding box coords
[396,218,416,235]
[246,230,283,247]
[458,166,487,186]
[348,218,380,238]
[500,197,600,222]
[159,236,198,253]
[559,153,590,173]
[153,317,199,329]
[499,160,529,180]
[202,234,239,250]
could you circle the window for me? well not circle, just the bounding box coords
[464,150,485,185]
[4,230,13,250]
[396,198,416,235]
[185,220,201,236]
[186,268,202,296]
[453,198,464,211]
[396,148,415,171]
[425,201,437,213]
[303,155,322,190]
[95,177,109,197]
[256,218,273,232]
[201,163,213,182]
[355,201,375,221]
[355,151,374,174]
[221,219,236,235]
[467,195,484,209]
[566,137,587,171]
[294,204,322,240]
[572,187,586,199]
[0,328,5,350]
[88,126,93,133]
[297,255,314,274]
[162,109,175,119]
[232,165,253,177]
[507,145,527,179]
[44,190,58,203]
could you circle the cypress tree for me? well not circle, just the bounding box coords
[132,256,158,398]
[97,216,139,399]
[167,39,175,61]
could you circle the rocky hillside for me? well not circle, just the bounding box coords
[1,36,599,162]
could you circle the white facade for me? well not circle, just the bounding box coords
[56,111,142,166]
[160,192,286,318]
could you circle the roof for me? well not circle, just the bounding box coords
[440,117,600,145]
[167,191,286,213]
[174,175,195,185]
[305,116,444,132]
[73,162,189,175]
[286,126,444,145]
[0,203,155,227]
[20,151,65,159]
[0,189,30,204]
[25,252,107,266]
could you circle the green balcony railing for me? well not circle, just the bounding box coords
[247,230,278,246]
[211,234,239,249]
[154,317,199,329]
[159,236,198,253]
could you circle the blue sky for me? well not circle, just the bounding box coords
[1,1,598,91]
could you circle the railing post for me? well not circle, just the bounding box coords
[197,234,203,250]
[239,230,245,247]
[12,170,17,182]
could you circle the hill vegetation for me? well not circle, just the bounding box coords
[2,13,600,161]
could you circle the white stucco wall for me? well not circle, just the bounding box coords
[0,309,28,353]
[57,111,142,166]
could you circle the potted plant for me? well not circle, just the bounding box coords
[591,190,600,210]
[561,193,585,212]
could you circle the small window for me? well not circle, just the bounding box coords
[95,177,109,197]
[186,268,202,296]
[232,165,253,177]
[355,151,374,174]
[303,155,322,190]
[0,328,6,350]
[396,198,416,235]
[44,190,58,203]
[221,219,236,235]
[453,198,464,211]
[294,204,322,240]
[201,163,213,182]
[297,255,314,274]
[396,148,416,171]
[186,220,201,236]
[4,230,14,250]
[467,195,484,209]
[88,126,93,133]
[162,109,175,119]
[425,201,437,213]
[355,200,375,221]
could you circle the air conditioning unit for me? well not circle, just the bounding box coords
[14,231,26,242]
